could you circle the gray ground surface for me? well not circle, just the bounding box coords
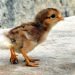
[0,17,75,75]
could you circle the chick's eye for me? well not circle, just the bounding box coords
[50,14,56,18]
[46,14,56,19]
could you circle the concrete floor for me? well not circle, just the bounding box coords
[0,17,75,75]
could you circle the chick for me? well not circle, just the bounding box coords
[6,8,63,67]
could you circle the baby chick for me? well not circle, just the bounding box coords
[5,8,63,67]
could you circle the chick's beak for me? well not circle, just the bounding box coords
[58,14,64,21]
[57,13,64,21]
[59,16,64,20]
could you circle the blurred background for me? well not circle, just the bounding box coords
[0,0,75,28]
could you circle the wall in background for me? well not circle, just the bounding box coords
[0,0,75,28]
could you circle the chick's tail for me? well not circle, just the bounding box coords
[0,29,12,49]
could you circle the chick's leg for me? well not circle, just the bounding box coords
[10,47,18,64]
[20,48,38,67]
[24,57,40,62]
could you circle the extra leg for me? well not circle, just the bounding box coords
[20,48,39,67]
[10,47,18,64]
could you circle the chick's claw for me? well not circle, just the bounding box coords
[26,62,39,67]
[10,58,18,64]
